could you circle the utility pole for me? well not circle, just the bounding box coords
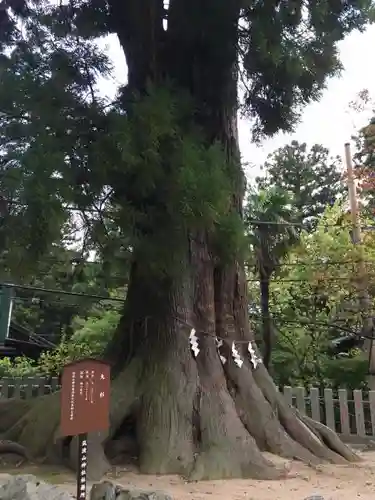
[344,142,375,389]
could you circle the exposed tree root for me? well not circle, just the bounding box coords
[0,398,31,434]
[297,411,360,463]
[226,360,321,466]
[0,341,360,481]
[0,360,141,469]
[0,440,30,461]
[253,364,359,464]
[190,381,285,480]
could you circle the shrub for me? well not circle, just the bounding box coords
[0,310,119,377]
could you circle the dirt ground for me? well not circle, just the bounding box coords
[2,450,375,499]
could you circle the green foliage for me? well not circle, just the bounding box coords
[2,37,235,278]
[110,85,236,275]
[246,187,298,276]
[256,141,345,228]
[0,0,372,283]
[0,338,95,377]
[212,210,246,262]
[352,107,375,215]
[0,341,86,377]
[245,187,299,366]
[0,356,38,378]
[0,0,374,390]
[240,1,374,136]
[272,339,368,390]
[323,356,369,390]
[249,202,375,388]
[5,243,125,343]
[72,308,120,348]
[36,338,96,376]
[0,307,119,377]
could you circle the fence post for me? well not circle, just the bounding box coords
[37,377,46,397]
[1,378,9,398]
[283,386,293,406]
[324,388,335,430]
[338,388,351,436]
[369,390,375,436]
[310,388,321,422]
[353,390,366,437]
[295,387,306,414]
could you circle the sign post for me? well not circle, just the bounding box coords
[77,433,88,499]
[60,359,110,500]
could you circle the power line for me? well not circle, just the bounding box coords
[4,197,375,230]
[7,256,375,281]
[0,282,125,303]
[4,336,55,349]
[249,314,364,331]
[2,269,374,299]
[247,219,375,230]
[249,259,375,268]
[247,276,373,283]
[0,198,103,215]
[129,312,375,347]
[23,256,375,269]
[11,296,119,309]
[3,285,374,350]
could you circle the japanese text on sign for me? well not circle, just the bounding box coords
[70,370,76,421]
[60,359,110,437]
[78,437,87,499]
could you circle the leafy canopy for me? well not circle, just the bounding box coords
[245,187,298,278]
[0,0,374,274]
[256,141,345,229]
[248,202,375,387]
[0,300,120,377]
[2,0,373,136]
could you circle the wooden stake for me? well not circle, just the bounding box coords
[344,142,375,388]
[345,143,361,242]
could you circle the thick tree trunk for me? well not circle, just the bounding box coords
[0,257,360,479]
[0,0,361,482]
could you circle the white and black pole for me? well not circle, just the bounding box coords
[77,433,88,499]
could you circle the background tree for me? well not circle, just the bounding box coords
[10,253,125,344]
[256,141,345,229]
[353,117,375,214]
[245,187,298,369]
[247,203,375,388]
[0,0,372,480]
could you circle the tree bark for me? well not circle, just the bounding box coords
[0,0,361,481]
[260,273,272,369]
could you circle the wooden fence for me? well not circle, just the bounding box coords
[1,378,375,439]
[282,386,375,439]
[0,376,60,399]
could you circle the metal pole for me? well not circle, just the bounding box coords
[344,142,375,388]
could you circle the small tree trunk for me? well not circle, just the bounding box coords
[260,274,272,369]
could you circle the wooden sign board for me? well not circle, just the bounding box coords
[60,358,110,437]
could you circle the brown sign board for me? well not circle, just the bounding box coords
[60,358,111,437]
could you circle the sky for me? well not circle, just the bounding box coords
[97,24,375,182]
